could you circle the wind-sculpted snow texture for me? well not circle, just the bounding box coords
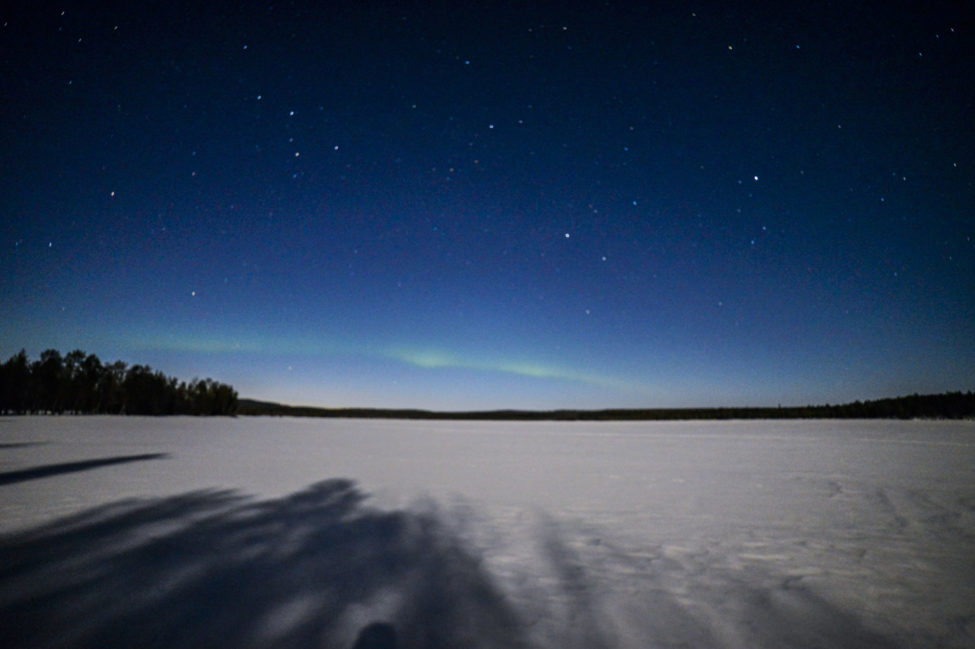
[0,417,972,648]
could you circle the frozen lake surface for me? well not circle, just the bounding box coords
[1,416,973,648]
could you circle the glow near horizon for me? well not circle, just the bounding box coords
[129,333,648,396]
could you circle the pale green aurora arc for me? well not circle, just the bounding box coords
[129,333,647,396]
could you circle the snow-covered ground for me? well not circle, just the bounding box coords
[1,416,972,648]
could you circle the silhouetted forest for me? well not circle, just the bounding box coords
[238,391,975,421]
[0,349,237,415]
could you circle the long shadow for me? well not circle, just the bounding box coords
[0,479,913,649]
[0,453,169,486]
[0,479,527,649]
[0,442,48,449]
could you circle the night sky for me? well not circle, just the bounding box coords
[2,1,973,410]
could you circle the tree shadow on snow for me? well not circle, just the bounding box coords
[0,479,911,649]
[0,441,49,449]
[0,479,525,649]
[0,453,168,486]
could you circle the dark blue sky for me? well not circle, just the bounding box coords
[2,1,973,410]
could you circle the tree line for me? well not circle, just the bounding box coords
[0,349,237,415]
[238,391,975,421]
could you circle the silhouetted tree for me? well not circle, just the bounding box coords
[1,350,31,414]
[123,365,176,415]
[62,349,87,414]
[93,360,125,414]
[77,353,104,413]
[213,381,238,415]
[34,349,65,414]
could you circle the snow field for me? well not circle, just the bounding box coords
[1,417,972,648]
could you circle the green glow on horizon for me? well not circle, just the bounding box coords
[129,334,648,394]
[383,347,644,392]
